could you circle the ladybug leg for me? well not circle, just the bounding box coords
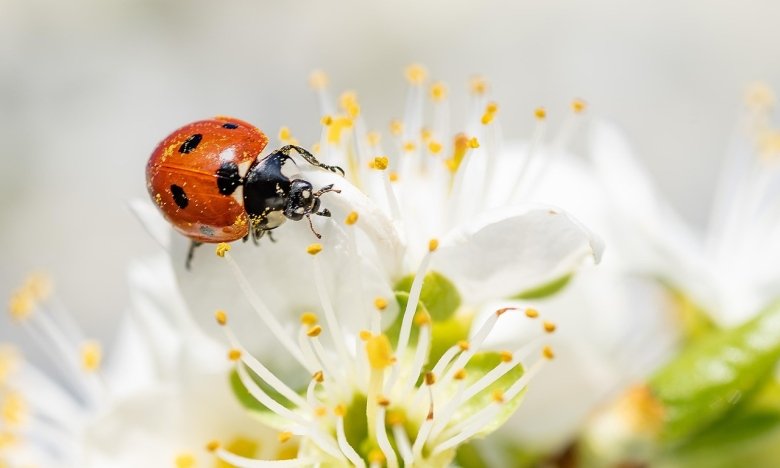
[186,241,203,270]
[315,208,331,218]
[279,145,345,176]
[306,214,322,239]
[267,231,277,243]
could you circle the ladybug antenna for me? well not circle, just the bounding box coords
[306,215,322,239]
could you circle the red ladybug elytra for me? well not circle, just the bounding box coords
[146,116,343,267]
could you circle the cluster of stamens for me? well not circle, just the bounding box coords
[207,213,557,466]
[2,275,105,465]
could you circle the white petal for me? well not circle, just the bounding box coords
[432,206,603,302]
[171,172,402,362]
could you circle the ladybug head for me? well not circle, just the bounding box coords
[285,179,320,221]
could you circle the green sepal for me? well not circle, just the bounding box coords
[649,301,780,443]
[662,281,718,342]
[229,368,298,431]
[513,274,572,300]
[454,351,526,437]
[394,271,461,322]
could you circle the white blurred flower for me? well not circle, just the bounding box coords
[1,256,278,467]
[589,83,780,327]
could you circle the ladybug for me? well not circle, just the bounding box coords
[146,116,343,268]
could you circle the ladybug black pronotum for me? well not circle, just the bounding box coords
[146,116,343,268]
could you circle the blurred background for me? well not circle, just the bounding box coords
[2,0,779,343]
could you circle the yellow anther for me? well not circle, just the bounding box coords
[0,346,19,383]
[0,431,17,450]
[346,103,361,119]
[215,310,228,326]
[24,273,52,301]
[428,238,439,252]
[746,82,776,110]
[388,171,399,182]
[453,369,467,380]
[8,291,33,321]
[496,307,516,316]
[369,448,386,463]
[500,351,513,363]
[424,371,436,386]
[430,81,448,102]
[543,346,555,360]
[377,395,391,407]
[534,107,547,120]
[334,404,347,417]
[313,370,324,383]
[300,312,318,326]
[543,321,557,333]
[359,330,372,341]
[458,340,470,351]
[309,70,329,90]
[321,115,333,126]
[366,334,394,370]
[481,102,499,125]
[278,431,293,443]
[206,440,220,453]
[404,64,428,85]
[374,297,388,311]
[370,156,389,170]
[326,116,354,144]
[314,406,328,417]
[525,308,539,318]
[492,390,505,403]
[307,325,323,337]
[174,453,196,468]
[80,340,102,372]
[339,91,359,111]
[403,141,416,153]
[1,392,26,426]
[389,120,404,136]
[387,409,406,425]
[468,137,480,149]
[345,211,359,225]
[470,76,488,95]
[421,128,433,141]
[307,243,323,255]
[278,126,293,142]
[414,310,432,326]
[215,243,231,257]
[428,140,443,154]
[228,349,242,361]
[367,131,381,147]
[571,99,587,114]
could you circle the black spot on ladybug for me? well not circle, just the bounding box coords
[179,134,202,154]
[222,123,239,129]
[170,184,189,209]
[216,161,242,195]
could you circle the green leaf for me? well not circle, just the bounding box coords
[394,271,461,321]
[513,274,572,300]
[649,301,780,443]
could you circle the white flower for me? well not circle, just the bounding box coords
[155,65,605,465]
[588,83,780,326]
[1,256,278,467]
